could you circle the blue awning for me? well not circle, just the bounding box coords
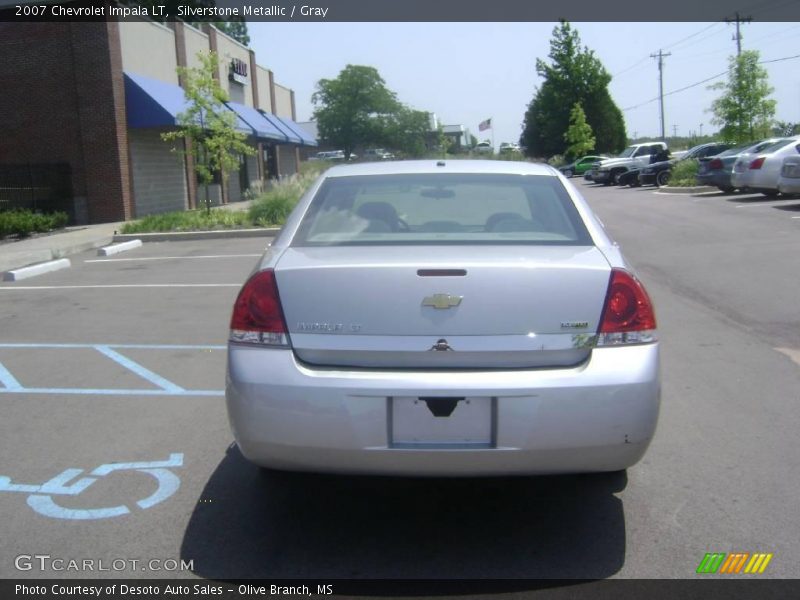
[124,72,254,136]
[275,116,318,146]
[124,72,190,128]
[225,102,287,142]
[258,111,302,145]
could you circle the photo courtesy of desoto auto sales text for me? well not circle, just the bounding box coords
[1,0,799,598]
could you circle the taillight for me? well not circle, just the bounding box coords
[229,269,290,347]
[749,157,766,170]
[597,269,657,346]
[708,158,723,170]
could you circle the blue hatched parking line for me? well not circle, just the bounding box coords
[0,361,23,391]
[0,343,225,397]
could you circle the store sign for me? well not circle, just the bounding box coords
[229,58,248,85]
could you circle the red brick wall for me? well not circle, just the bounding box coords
[0,22,132,223]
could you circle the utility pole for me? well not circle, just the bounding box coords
[673,124,678,138]
[699,123,703,137]
[726,12,752,56]
[650,49,671,141]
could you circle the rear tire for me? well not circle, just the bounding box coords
[611,170,624,185]
[656,170,671,187]
[719,186,735,194]
[762,191,779,199]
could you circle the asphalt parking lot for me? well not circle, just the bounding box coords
[0,184,798,583]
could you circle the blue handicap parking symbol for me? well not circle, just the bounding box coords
[0,454,184,520]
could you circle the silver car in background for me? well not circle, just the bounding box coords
[226,161,660,476]
[731,136,800,197]
[777,151,800,196]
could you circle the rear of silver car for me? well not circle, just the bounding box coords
[226,161,660,476]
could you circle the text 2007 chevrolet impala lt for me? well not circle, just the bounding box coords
[226,160,660,476]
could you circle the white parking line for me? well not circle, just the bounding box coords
[85,254,261,263]
[734,200,797,208]
[0,284,241,290]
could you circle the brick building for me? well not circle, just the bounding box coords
[0,20,316,224]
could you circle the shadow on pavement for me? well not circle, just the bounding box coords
[724,193,777,203]
[773,202,800,212]
[181,445,627,583]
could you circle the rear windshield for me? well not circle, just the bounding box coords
[759,138,795,153]
[718,142,760,157]
[292,173,593,246]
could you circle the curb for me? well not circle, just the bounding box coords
[0,234,114,275]
[113,228,280,243]
[655,185,717,195]
[98,239,143,256]
[3,258,71,281]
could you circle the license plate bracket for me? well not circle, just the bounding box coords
[388,396,496,449]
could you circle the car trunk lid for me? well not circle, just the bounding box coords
[274,246,611,368]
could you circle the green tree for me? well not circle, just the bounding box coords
[312,65,402,159]
[380,108,432,157]
[162,51,255,214]
[708,51,776,143]
[520,21,626,158]
[564,102,595,159]
[214,20,250,46]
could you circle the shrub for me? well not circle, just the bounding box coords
[247,167,322,226]
[120,209,250,233]
[0,209,69,238]
[668,159,699,187]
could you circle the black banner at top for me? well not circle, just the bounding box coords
[2,0,800,22]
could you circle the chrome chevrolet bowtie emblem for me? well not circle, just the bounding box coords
[421,294,462,309]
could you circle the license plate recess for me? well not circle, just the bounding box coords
[389,396,496,449]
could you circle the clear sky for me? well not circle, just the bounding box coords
[249,21,800,150]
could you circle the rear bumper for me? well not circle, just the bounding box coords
[593,170,611,183]
[638,173,657,185]
[696,172,731,188]
[226,343,661,476]
[778,178,800,194]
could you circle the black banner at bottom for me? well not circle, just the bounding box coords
[4,579,800,599]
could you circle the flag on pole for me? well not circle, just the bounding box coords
[478,118,492,132]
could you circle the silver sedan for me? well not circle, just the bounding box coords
[731,136,800,196]
[226,160,660,476]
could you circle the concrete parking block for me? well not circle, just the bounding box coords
[3,258,71,281]
[98,239,143,256]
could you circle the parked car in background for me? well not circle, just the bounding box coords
[310,150,358,161]
[559,155,608,178]
[592,142,668,185]
[364,148,395,161]
[777,151,800,196]
[618,168,643,187]
[731,136,800,197]
[695,140,778,192]
[226,160,660,476]
[639,142,732,187]
[474,142,493,154]
[499,142,522,155]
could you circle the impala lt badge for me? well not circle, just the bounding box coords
[422,294,462,309]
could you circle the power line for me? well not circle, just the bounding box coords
[612,22,724,79]
[621,52,800,112]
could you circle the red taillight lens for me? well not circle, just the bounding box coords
[749,157,765,170]
[229,269,289,346]
[709,158,723,170]
[597,269,657,346]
